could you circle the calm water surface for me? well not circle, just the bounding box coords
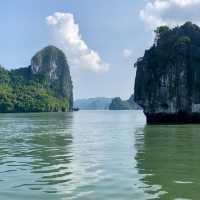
[0,111,200,200]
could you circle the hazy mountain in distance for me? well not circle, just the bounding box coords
[109,95,141,110]
[74,97,112,110]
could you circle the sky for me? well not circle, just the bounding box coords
[0,0,199,100]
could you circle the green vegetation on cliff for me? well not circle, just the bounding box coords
[134,22,200,123]
[0,46,73,113]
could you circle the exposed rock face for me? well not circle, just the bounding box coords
[109,95,141,110]
[31,46,73,110]
[0,45,73,113]
[134,22,200,124]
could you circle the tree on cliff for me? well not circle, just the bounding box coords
[0,46,73,113]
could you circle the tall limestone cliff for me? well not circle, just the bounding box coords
[31,46,73,110]
[134,22,200,124]
[0,46,73,113]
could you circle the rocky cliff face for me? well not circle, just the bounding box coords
[31,46,73,110]
[0,45,73,113]
[134,22,200,124]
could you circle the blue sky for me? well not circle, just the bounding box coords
[0,0,195,99]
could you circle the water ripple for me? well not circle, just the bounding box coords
[1,111,200,199]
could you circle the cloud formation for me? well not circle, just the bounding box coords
[46,12,109,72]
[140,0,200,30]
[123,49,133,59]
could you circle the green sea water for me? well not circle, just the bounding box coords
[0,110,200,200]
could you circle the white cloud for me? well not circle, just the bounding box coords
[123,49,133,59]
[140,0,200,30]
[46,12,109,72]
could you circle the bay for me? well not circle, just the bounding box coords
[0,111,199,200]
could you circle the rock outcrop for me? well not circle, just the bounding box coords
[0,45,73,113]
[109,95,141,110]
[134,22,200,124]
[31,46,73,109]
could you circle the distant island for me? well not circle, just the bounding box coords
[109,95,141,110]
[0,46,73,113]
[74,98,112,110]
[134,22,200,124]
[74,96,141,110]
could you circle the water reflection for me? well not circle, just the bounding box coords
[0,110,148,200]
[3,111,200,200]
[0,113,74,198]
[135,124,200,200]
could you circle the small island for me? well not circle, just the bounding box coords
[0,46,73,113]
[109,95,141,110]
[134,22,200,124]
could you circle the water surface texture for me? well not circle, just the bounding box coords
[0,111,200,200]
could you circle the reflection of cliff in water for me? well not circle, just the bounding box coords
[0,112,74,194]
[28,113,74,189]
[135,125,200,199]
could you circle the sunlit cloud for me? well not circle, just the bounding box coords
[46,12,109,72]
